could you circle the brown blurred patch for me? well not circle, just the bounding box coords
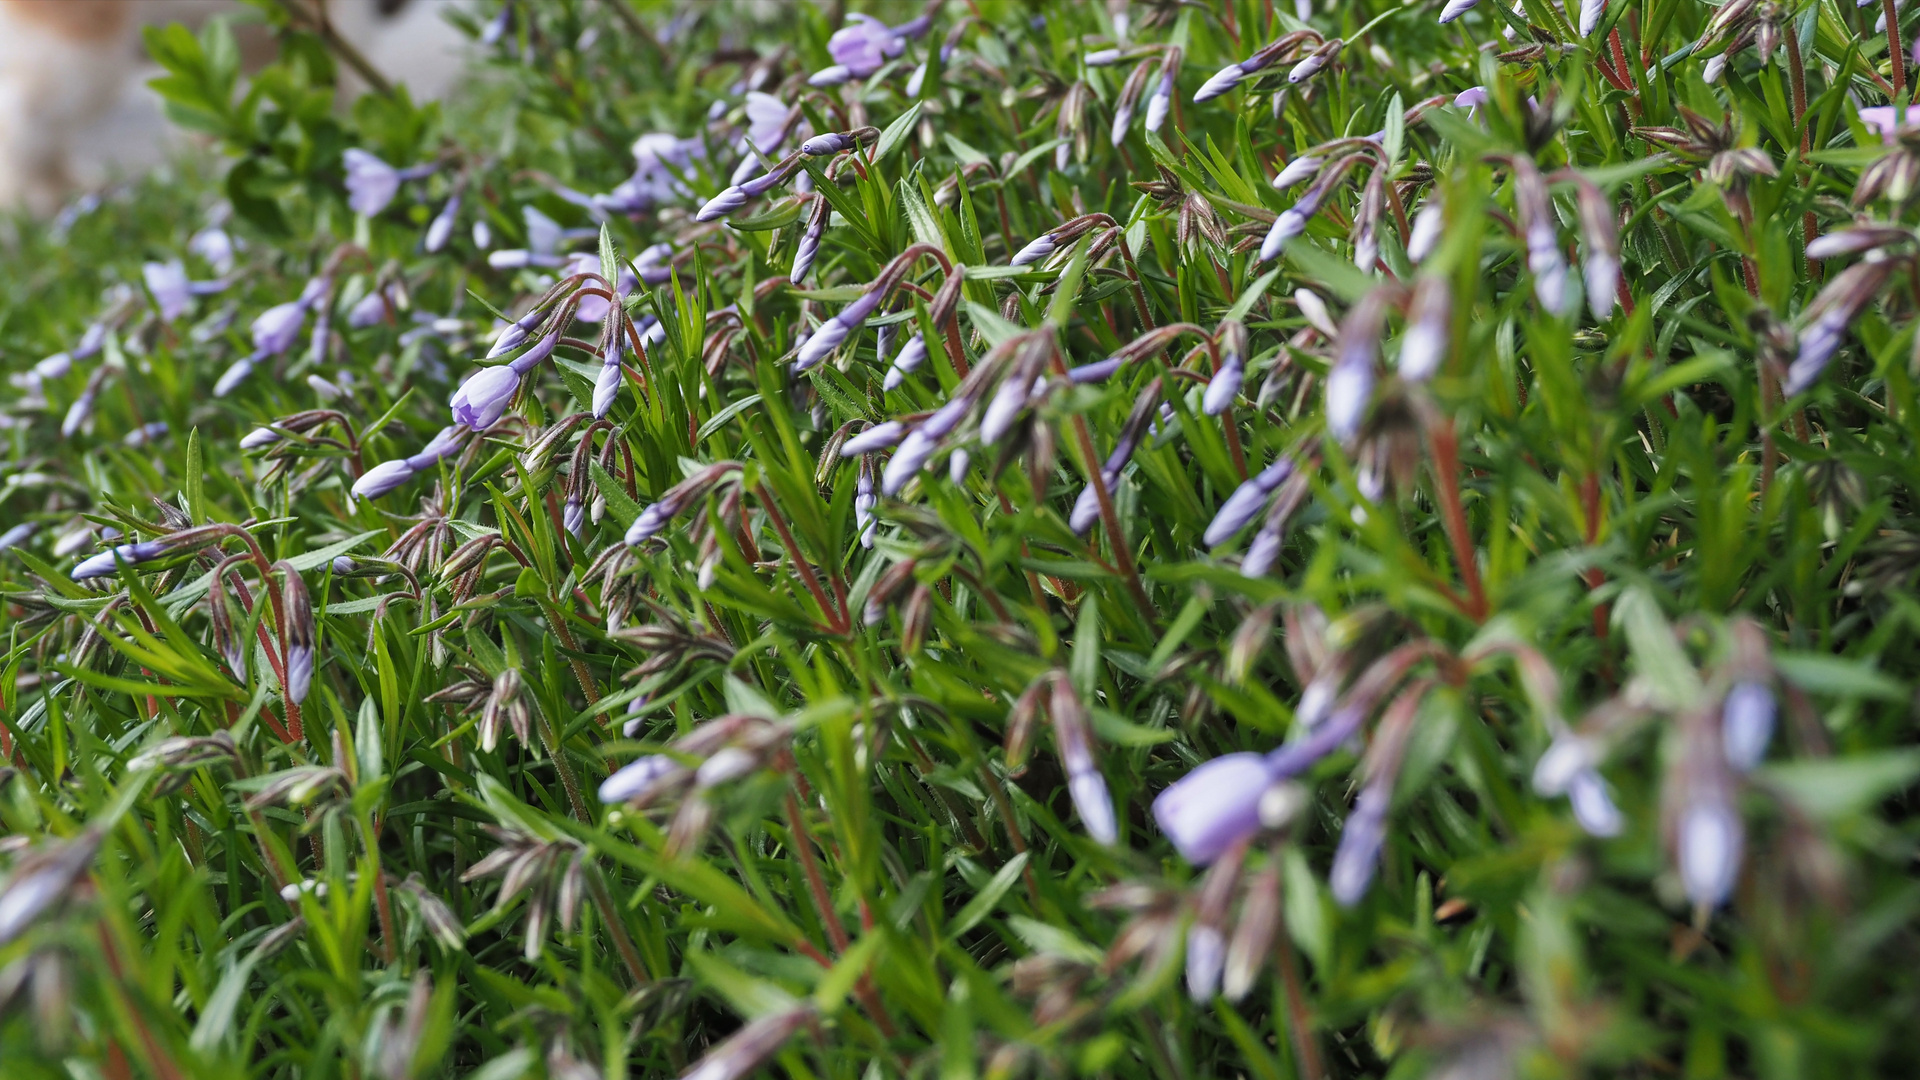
[1,0,131,42]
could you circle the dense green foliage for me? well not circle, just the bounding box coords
[3,0,1920,1077]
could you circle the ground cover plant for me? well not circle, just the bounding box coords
[2,0,1919,1075]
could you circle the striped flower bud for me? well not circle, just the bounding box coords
[1051,677,1117,845]
[352,459,416,499]
[854,467,877,548]
[1579,0,1608,34]
[0,830,102,946]
[1069,381,1161,532]
[71,523,228,580]
[799,131,858,156]
[695,187,750,222]
[1193,63,1246,103]
[592,357,625,419]
[1287,39,1342,84]
[790,197,829,283]
[680,1007,817,1080]
[1438,0,1481,22]
[1009,233,1058,267]
[279,565,315,704]
[1785,259,1896,394]
[600,755,682,804]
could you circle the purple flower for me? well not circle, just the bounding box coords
[1152,753,1274,864]
[696,186,750,222]
[72,538,174,580]
[449,365,522,430]
[344,149,403,216]
[1324,355,1373,444]
[825,13,902,79]
[347,288,391,329]
[883,334,927,390]
[1068,357,1124,383]
[190,227,236,273]
[1204,457,1294,546]
[351,459,416,499]
[1530,734,1597,795]
[1398,276,1450,382]
[593,358,625,419]
[1579,0,1608,35]
[1721,681,1774,772]
[1010,233,1057,267]
[253,300,309,357]
[1857,105,1920,143]
[1271,154,1322,191]
[425,193,460,253]
[1193,63,1246,103]
[213,354,261,398]
[1241,521,1284,576]
[1567,769,1623,836]
[1087,47,1123,66]
[1453,86,1489,109]
[854,470,877,548]
[742,91,791,156]
[842,421,906,456]
[1406,199,1444,261]
[143,260,192,322]
[1203,342,1245,417]
[1330,783,1389,906]
[801,132,857,156]
[1438,0,1481,22]
[1678,800,1743,908]
[599,755,681,803]
[1259,202,1311,262]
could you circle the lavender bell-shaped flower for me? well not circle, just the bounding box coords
[449,365,522,430]
[882,394,972,494]
[1152,753,1275,864]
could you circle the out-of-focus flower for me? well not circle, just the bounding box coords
[1438,0,1481,22]
[1677,800,1742,908]
[1721,681,1774,772]
[811,13,906,84]
[425,193,460,252]
[70,524,227,580]
[344,149,410,216]
[1205,457,1295,546]
[1858,104,1920,143]
[1152,753,1274,864]
[0,830,102,945]
[143,260,192,322]
[1398,275,1451,381]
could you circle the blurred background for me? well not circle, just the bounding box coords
[0,0,474,214]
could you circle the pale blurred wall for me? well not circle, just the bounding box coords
[0,0,474,214]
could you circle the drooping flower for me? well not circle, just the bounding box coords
[449,365,522,431]
[811,13,905,84]
[1204,457,1295,546]
[1721,681,1775,772]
